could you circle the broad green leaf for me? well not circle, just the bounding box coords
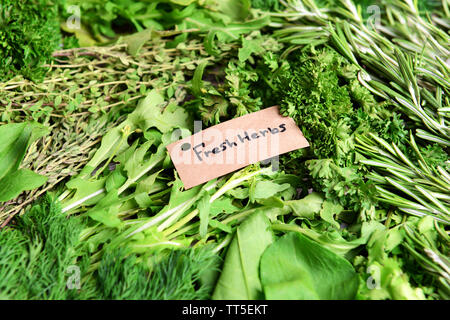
[0,122,48,201]
[366,223,389,263]
[417,215,435,234]
[257,196,285,208]
[286,192,324,219]
[0,169,47,202]
[198,193,211,239]
[295,227,366,257]
[251,180,291,201]
[28,123,49,144]
[143,128,162,144]
[283,220,383,257]
[226,187,248,199]
[384,227,404,252]
[135,170,163,194]
[0,124,30,180]
[0,123,26,156]
[260,232,359,300]
[60,22,103,47]
[0,122,48,179]
[134,192,154,208]
[212,212,274,300]
[161,128,192,147]
[159,178,202,214]
[133,170,163,208]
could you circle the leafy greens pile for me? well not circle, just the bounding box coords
[0,0,62,81]
[0,0,448,300]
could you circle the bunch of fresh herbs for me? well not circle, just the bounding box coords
[0,0,448,301]
[0,0,61,82]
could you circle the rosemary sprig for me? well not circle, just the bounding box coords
[356,132,450,224]
[274,0,449,146]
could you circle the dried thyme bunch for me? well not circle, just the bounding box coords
[0,38,218,124]
[0,37,228,225]
[0,115,118,225]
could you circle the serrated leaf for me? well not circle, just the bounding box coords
[239,37,264,62]
[63,177,107,209]
[320,200,343,229]
[118,143,166,194]
[129,91,190,133]
[210,196,240,216]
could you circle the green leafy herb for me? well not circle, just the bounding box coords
[0,123,48,202]
[260,232,359,299]
[0,0,61,81]
[212,212,274,299]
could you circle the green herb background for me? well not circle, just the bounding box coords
[0,0,448,300]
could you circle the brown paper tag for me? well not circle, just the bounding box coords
[166,106,309,189]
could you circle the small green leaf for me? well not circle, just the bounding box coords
[129,91,191,133]
[87,190,123,228]
[210,196,240,216]
[63,177,107,209]
[192,61,208,97]
[238,37,264,62]
[105,169,127,192]
[121,28,153,56]
[0,169,47,202]
[286,192,324,219]
[209,219,232,233]
[251,180,291,201]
